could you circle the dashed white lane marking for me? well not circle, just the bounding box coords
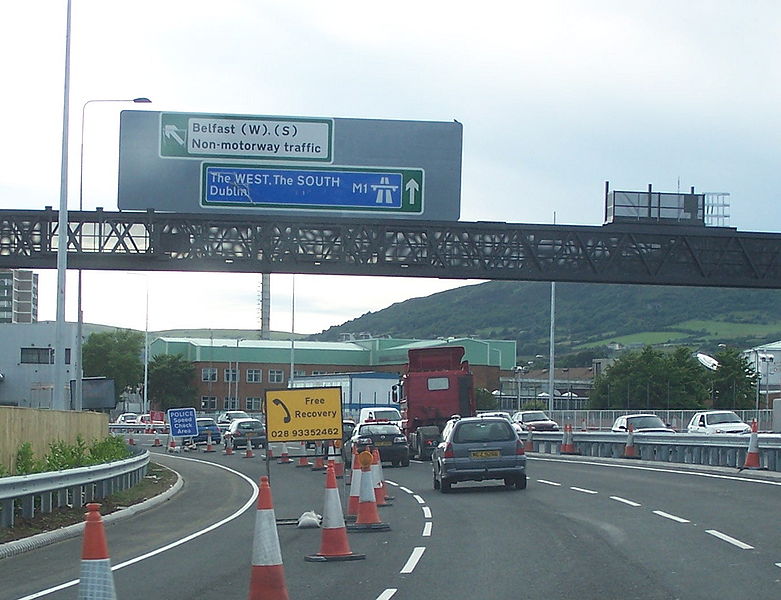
[570,486,598,494]
[706,530,754,550]
[400,547,426,573]
[412,494,425,504]
[610,496,642,507]
[653,510,690,523]
[422,522,432,537]
[376,589,397,600]
[385,481,399,487]
[537,479,561,486]
[422,506,432,518]
[399,486,414,494]
[775,563,781,569]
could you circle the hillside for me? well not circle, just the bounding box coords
[311,281,781,358]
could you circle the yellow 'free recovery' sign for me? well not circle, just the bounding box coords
[265,387,342,442]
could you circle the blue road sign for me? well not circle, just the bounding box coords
[167,407,198,437]
[201,164,423,213]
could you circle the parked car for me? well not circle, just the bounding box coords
[611,414,676,434]
[433,416,527,492]
[345,422,410,467]
[138,414,167,432]
[686,411,751,434]
[223,418,266,450]
[194,417,222,444]
[216,410,251,431]
[511,410,559,431]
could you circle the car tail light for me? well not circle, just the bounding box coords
[515,441,525,455]
[443,443,454,458]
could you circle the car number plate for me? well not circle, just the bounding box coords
[375,440,391,446]
[470,449,500,458]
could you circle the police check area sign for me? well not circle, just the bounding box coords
[265,387,342,443]
[167,407,198,438]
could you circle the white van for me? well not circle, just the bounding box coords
[358,407,403,429]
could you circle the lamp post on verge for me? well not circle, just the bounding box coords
[75,97,151,410]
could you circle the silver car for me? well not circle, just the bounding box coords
[432,416,527,493]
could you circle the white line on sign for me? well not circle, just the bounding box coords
[705,530,754,550]
[376,589,397,600]
[537,479,562,486]
[570,486,598,494]
[653,510,690,523]
[401,547,426,573]
[422,522,432,537]
[610,496,642,507]
[422,506,432,518]
[413,494,425,504]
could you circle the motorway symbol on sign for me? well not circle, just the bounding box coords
[265,387,342,443]
[167,407,198,438]
[159,112,333,162]
[202,164,424,213]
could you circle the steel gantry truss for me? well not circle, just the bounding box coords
[1,208,781,288]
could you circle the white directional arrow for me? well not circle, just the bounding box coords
[405,178,420,206]
[163,125,186,146]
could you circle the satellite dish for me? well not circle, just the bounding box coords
[696,353,719,371]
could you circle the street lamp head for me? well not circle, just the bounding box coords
[133,97,152,103]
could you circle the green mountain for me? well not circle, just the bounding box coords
[312,281,781,359]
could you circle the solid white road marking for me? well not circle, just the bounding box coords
[705,530,754,550]
[653,510,690,523]
[570,486,598,494]
[385,480,399,487]
[413,494,425,504]
[422,522,432,537]
[610,496,642,507]
[399,486,414,494]
[376,589,397,600]
[537,479,561,486]
[422,506,432,518]
[400,547,426,573]
[17,455,259,600]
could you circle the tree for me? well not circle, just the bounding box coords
[475,388,498,411]
[148,354,197,411]
[82,330,144,401]
[588,346,709,410]
[710,347,759,409]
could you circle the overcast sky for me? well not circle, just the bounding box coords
[2,1,780,334]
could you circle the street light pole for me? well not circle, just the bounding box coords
[76,97,151,411]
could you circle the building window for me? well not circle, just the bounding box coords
[202,368,217,382]
[224,396,239,409]
[201,396,217,410]
[224,368,238,382]
[21,347,53,364]
[246,397,262,411]
[293,369,307,377]
[246,369,262,383]
[268,369,285,383]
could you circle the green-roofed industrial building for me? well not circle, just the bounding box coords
[150,336,516,412]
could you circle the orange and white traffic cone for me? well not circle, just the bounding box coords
[346,450,362,520]
[277,442,292,464]
[332,441,345,478]
[524,429,534,453]
[203,430,216,453]
[310,442,326,471]
[371,449,392,506]
[167,438,177,453]
[152,433,162,447]
[560,424,580,455]
[247,476,289,600]
[306,463,366,562]
[127,434,136,446]
[296,442,310,468]
[740,419,763,471]
[244,441,255,459]
[77,503,117,600]
[347,451,390,532]
[623,424,639,459]
[224,434,234,456]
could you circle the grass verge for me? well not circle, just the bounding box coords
[0,462,177,544]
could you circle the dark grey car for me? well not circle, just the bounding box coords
[432,416,527,493]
